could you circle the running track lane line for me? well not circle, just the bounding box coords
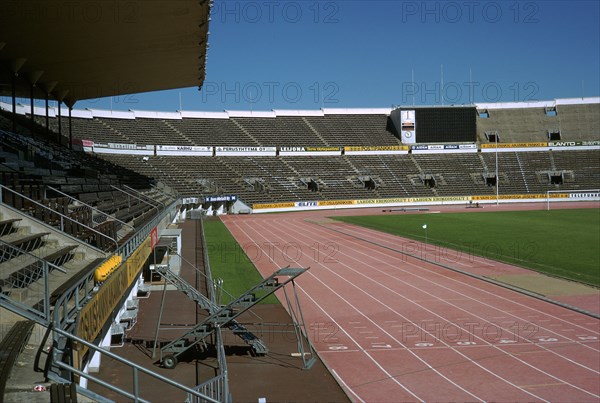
[228,218,555,402]
[324,220,600,336]
[318,219,600,320]
[227,224,427,403]
[229,215,600,400]
[292,217,600,378]
[230,219,487,402]
[265,217,600,400]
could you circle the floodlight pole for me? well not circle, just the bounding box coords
[495,133,499,206]
[423,225,428,256]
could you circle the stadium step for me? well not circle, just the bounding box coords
[301,117,329,146]
[0,218,21,237]
[0,232,50,263]
[229,119,262,146]
[0,203,107,325]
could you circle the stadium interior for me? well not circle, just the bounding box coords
[1,1,599,402]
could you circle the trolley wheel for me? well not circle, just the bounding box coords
[162,354,178,369]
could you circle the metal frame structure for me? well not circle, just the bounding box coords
[1,185,193,401]
[1,188,315,402]
[153,264,309,367]
[46,327,220,403]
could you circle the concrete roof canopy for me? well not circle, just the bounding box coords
[0,0,211,107]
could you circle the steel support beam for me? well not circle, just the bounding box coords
[11,73,16,132]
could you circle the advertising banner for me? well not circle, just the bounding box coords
[156,145,213,156]
[279,146,342,156]
[216,146,277,156]
[344,145,409,155]
[205,195,238,203]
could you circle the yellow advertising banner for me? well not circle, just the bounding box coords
[344,145,409,152]
[76,236,152,361]
[253,202,296,210]
[318,199,357,206]
[471,193,568,200]
[305,147,341,152]
[481,142,548,149]
[357,196,469,204]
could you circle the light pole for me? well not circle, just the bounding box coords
[495,132,499,206]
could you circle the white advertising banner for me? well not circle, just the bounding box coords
[215,146,277,156]
[156,145,213,156]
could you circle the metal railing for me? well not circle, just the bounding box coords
[187,329,231,403]
[52,197,180,331]
[123,184,167,209]
[0,184,118,251]
[197,215,230,401]
[49,327,220,403]
[1,190,188,400]
[46,185,135,232]
[115,197,178,258]
[111,185,160,217]
[0,239,66,325]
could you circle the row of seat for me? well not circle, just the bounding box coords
[477,104,599,143]
[92,150,600,204]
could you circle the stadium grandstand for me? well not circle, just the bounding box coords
[2,92,599,399]
[4,98,596,210]
[1,1,600,402]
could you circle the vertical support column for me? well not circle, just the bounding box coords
[11,73,16,132]
[40,81,57,141]
[10,58,27,133]
[30,82,35,135]
[28,71,44,137]
[45,94,49,137]
[55,90,69,147]
[69,106,73,150]
[57,101,62,145]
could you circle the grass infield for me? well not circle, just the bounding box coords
[333,209,600,287]
[203,218,279,304]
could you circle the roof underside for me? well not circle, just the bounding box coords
[0,0,211,106]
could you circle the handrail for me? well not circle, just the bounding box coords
[0,185,119,251]
[175,251,238,307]
[52,198,180,329]
[150,182,179,200]
[123,184,166,208]
[0,238,67,275]
[199,214,215,303]
[111,185,160,216]
[195,215,260,321]
[51,327,220,403]
[0,235,104,329]
[198,214,230,402]
[0,240,56,324]
[46,185,134,230]
[115,197,178,258]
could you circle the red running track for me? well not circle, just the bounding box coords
[221,203,600,402]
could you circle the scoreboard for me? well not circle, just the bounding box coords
[391,106,477,143]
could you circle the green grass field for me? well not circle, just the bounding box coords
[334,209,600,286]
[203,218,279,304]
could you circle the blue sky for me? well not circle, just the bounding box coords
[42,1,600,111]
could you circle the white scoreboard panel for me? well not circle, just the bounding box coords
[400,110,416,144]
